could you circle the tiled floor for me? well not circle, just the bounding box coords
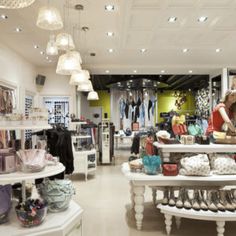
[71,149,236,236]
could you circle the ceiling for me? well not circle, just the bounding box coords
[1,0,236,75]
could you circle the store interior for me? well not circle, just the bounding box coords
[1,1,236,236]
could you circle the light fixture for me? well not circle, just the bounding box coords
[216,48,221,53]
[168,17,177,23]
[108,48,113,53]
[198,16,208,22]
[0,0,35,9]
[133,70,137,73]
[161,70,165,73]
[40,51,45,55]
[140,48,147,53]
[46,34,58,55]
[0,14,7,19]
[15,27,22,32]
[77,80,93,92]
[56,33,75,51]
[36,5,63,30]
[56,51,82,75]
[69,70,90,85]
[105,70,110,73]
[189,70,193,74]
[34,45,39,49]
[105,4,114,11]
[87,90,99,100]
[182,48,189,53]
[107,31,114,37]
[46,56,49,60]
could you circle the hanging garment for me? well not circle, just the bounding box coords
[140,102,145,127]
[148,99,152,120]
[124,100,129,119]
[134,98,141,122]
[151,96,156,116]
[131,135,140,155]
[119,97,126,119]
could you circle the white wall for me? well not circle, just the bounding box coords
[36,67,77,115]
[0,41,37,112]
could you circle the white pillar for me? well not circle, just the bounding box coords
[209,76,212,112]
[222,68,229,97]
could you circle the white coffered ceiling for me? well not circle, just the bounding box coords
[1,0,236,75]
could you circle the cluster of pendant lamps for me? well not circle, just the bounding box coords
[1,0,99,100]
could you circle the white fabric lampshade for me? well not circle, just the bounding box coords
[77,80,93,92]
[69,70,90,85]
[56,33,75,51]
[46,35,58,55]
[56,51,82,75]
[36,6,63,30]
[0,0,35,9]
[87,91,99,100]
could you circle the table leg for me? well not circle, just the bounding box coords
[164,214,172,235]
[152,187,157,205]
[175,216,181,229]
[133,185,145,230]
[130,182,134,208]
[216,221,225,236]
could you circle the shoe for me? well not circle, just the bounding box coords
[199,190,208,211]
[205,190,218,212]
[219,190,234,212]
[191,189,200,211]
[183,189,192,209]
[212,191,225,212]
[162,187,169,205]
[176,188,184,209]
[168,188,176,206]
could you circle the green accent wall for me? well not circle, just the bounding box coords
[89,90,110,118]
[157,91,196,122]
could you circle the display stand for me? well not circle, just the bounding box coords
[100,119,111,164]
[70,122,97,181]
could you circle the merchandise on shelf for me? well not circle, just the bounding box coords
[0,184,12,224]
[0,148,16,174]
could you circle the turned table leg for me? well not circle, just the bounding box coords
[133,185,145,230]
[175,216,181,229]
[164,214,173,235]
[152,187,157,205]
[130,181,134,209]
[216,221,225,236]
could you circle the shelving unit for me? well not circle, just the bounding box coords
[100,119,111,164]
[70,122,97,181]
[0,123,84,235]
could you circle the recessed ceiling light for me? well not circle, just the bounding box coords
[34,45,39,49]
[161,70,165,73]
[189,70,193,74]
[140,48,147,53]
[48,60,52,63]
[168,17,177,23]
[46,56,49,60]
[129,80,133,82]
[133,70,137,73]
[188,88,192,91]
[105,5,114,11]
[1,14,8,19]
[107,32,114,37]
[15,27,22,32]
[182,48,189,53]
[108,48,113,53]
[216,48,221,53]
[40,51,45,55]
[105,70,110,73]
[198,16,208,22]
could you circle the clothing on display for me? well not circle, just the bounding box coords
[0,87,15,114]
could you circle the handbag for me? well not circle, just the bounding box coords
[162,163,178,176]
[0,184,12,223]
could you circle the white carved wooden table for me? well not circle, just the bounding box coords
[122,162,236,231]
[157,204,236,236]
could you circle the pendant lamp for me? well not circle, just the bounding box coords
[36,6,63,30]
[56,33,75,51]
[69,70,90,85]
[77,80,93,92]
[56,51,82,75]
[87,90,99,100]
[0,0,35,9]
[46,35,58,55]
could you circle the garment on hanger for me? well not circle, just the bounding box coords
[119,96,126,119]
[148,99,152,120]
[124,99,129,119]
[134,97,141,122]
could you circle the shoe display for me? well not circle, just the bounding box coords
[191,189,200,211]
[211,191,225,212]
[183,189,192,209]
[176,188,184,209]
[162,187,169,205]
[205,190,218,212]
[219,190,235,212]
[168,188,176,206]
[198,190,208,211]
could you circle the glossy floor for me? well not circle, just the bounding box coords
[71,149,236,236]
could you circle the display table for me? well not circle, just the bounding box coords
[122,162,236,230]
[157,204,236,236]
[114,134,134,149]
[0,200,83,236]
